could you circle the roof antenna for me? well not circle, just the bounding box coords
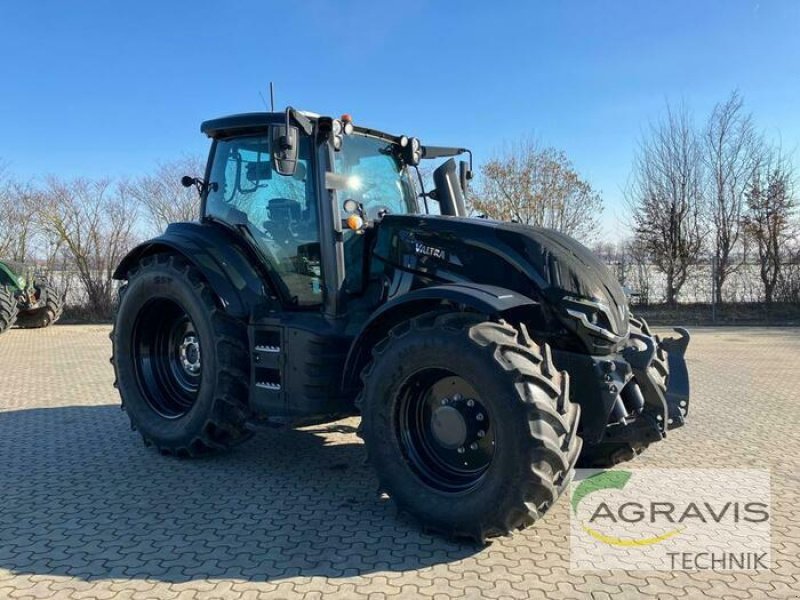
[258,82,276,111]
[269,82,275,112]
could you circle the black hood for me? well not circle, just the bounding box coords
[372,215,629,339]
[493,222,629,335]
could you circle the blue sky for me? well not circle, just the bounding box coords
[2,1,799,239]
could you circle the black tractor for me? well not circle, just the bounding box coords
[111,108,690,541]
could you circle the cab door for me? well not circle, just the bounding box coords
[204,131,323,308]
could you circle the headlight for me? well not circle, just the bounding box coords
[563,296,627,343]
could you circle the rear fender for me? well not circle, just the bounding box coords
[341,283,539,393]
[0,262,23,291]
[113,222,272,319]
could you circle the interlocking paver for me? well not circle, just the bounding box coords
[1,325,799,599]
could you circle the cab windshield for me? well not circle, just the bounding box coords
[334,134,418,219]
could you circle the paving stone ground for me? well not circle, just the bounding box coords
[0,325,798,599]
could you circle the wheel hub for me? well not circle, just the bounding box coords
[396,371,495,494]
[178,335,201,375]
[431,405,467,449]
[133,299,202,419]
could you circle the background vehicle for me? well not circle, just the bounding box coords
[111,108,690,541]
[0,261,64,335]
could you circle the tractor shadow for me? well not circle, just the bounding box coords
[0,405,479,583]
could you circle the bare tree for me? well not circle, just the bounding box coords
[0,178,39,261]
[743,149,798,303]
[627,103,704,305]
[123,156,204,235]
[33,177,140,316]
[472,139,603,242]
[0,160,11,257]
[776,244,800,303]
[626,236,653,306]
[703,91,758,303]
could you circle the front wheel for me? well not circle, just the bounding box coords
[357,312,581,541]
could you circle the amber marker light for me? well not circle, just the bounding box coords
[346,214,364,231]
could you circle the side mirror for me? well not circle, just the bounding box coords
[180,175,195,188]
[459,160,472,195]
[271,124,299,176]
[433,159,467,217]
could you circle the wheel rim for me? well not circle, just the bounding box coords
[396,368,495,494]
[133,299,202,419]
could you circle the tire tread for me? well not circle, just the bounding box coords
[110,252,252,457]
[357,311,582,542]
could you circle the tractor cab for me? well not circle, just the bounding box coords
[195,109,471,319]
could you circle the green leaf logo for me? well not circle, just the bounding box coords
[571,470,631,514]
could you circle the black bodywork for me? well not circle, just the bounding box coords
[114,111,690,448]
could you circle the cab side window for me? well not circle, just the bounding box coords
[205,133,322,306]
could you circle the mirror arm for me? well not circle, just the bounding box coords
[413,165,429,214]
[181,176,217,198]
[284,106,313,136]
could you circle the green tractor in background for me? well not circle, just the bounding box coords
[0,261,64,335]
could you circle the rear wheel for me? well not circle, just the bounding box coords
[15,281,63,328]
[111,253,252,456]
[357,312,581,541]
[0,286,18,335]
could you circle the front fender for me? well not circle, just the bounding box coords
[341,283,539,393]
[114,222,271,319]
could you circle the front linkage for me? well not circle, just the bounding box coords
[554,316,690,467]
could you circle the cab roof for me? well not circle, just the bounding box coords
[200,111,401,143]
[200,112,291,139]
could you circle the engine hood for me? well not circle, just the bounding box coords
[372,215,630,347]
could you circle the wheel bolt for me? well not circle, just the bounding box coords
[477,430,485,438]
[453,393,462,401]
[469,442,478,451]
[476,413,484,422]
[457,447,465,454]
[440,398,448,405]
[466,399,475,407]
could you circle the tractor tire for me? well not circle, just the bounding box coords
[0,286,18,335]
[111,252,253,457]
[357,311,581,542]
[15,281,64,329]
[576,314,668,468]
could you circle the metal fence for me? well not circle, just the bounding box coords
[46,261,800,310]
[46,271,122,307]
[611,261,800,305]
